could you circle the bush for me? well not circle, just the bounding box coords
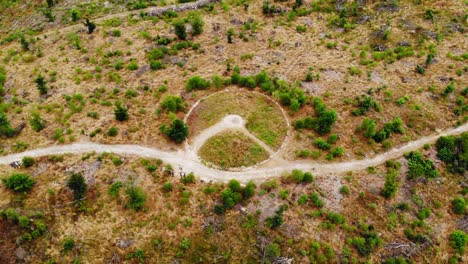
[62,237,75,253]
[150,60,164,70]
[265,243,281,259]
[381,170,398,198]
[2,173,35,192]
[452,197,466,214]
[34,75,47,95]
[220,188,242,209]
[185,76,210,92]
[160,119,189,144]
[265,206,286,229]
[181,172,196,184]
[190,13,204,35]
[162,182,173,192]
[0,112,15,137]
[352,95,380,116]
[314,138,331,150]
[449,230,467,254]
[114,102,129,121]
[106,127,118,137]
[351,230,382,256]
[126,186,147,211]
[173,19,187,40]
[374,117,405,143]
[108,181,123,197]
[66,173,87,200]
[289,169,314,184]
[436,133,467,174]
[160,95,184,113]
[242,180,256,199]
[405,151,438,180]
[359,118,377,138]
[22,156,35,168]
[29,112,46,132]
[310,193,324,207]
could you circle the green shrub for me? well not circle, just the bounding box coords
[340,185,350,195]
[314,138,331,150]
[0,112,15,137]
[2,173,35,192]
[265,242,281,259]
[359,118,377,138]
[34,75,47,95]
[452,197,466,214]
[351,230,382,256]
[160,119,189,144]
[66,173,87,200]
[352,95,380,116]
[449,230,467,254]
[62,237,75,253]
[126,186,147,211]
[108,181,123,198]
[185,76,210,92]
[18,215,30,228]
[418,207,431,220]
[160,95,184,113]
[310,193,324,207]
[190,13,204,35]
[127,59,138,71]
[107,127,118,137]
[150,60,164,70]
[265,206,285,229]
[162,182,173,192]
[181,172,196,184]
[436,133,467,174]
[173,19,187,40]
[29,112,46,132]
[22,156,35,168]
[373,117,405,143]
[242,180,256,199]
[381,170,398,198]
[114,102,129,121]
[405,151,438,180]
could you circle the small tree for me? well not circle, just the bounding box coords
[160,119,189,144]
[126,186,147,211]
[22,156,35,168]
[84,18,96,34]
[452,197,466,215]
[34,75,47,95]
[449,230,467,254]
[227,28,234,43]
[190,14,204,36]
[0,112,15,137]
[20,36,29,51]
[173,19,187,40]
[29,112,46,132]
[67,173,87,200]
[114,102,129,121]
[70,9,80,22]
[2,173,35,192]
[46,0,55,8]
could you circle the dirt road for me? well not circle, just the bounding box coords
[1,123,466,183]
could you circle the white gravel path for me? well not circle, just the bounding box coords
[0,123,466,184]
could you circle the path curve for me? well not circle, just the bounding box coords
[0,123,466,184]
[190,115,276,155]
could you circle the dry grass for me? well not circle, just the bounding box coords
[198,130,269,168]
[187,89,288,149]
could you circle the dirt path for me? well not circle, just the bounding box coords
[189,115,276,155]
[1,123,466,183]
